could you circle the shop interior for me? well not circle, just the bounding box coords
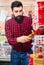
[0,0,44,65]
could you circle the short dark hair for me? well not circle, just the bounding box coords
[11,1,23,10]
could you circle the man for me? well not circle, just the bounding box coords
[5,1,33,65]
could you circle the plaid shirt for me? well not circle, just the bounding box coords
[5,16,33,52]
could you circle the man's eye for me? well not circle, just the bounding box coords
[19,10,22,12]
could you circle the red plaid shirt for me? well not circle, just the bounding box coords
[5,16,33,52]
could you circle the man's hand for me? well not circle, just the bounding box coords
[17,36,32,43]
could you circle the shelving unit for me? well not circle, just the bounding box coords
[33,35,44,65]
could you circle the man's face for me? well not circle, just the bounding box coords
[12,6,23,22]
[12,6,23,17]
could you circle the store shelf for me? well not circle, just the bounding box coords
[0,58,10,61]
[33,35,44,65]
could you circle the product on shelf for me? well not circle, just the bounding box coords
[28,31,34,38]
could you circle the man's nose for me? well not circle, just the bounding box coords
[17,12,20,16]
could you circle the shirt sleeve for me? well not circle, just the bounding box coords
[5,21,17,45]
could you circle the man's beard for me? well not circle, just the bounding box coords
[14,15,24,23]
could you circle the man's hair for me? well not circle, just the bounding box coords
[11,1,23,10]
